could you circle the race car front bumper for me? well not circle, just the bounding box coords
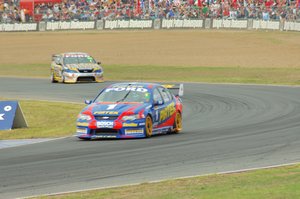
[63,72,104,83]
[76,120,146,139]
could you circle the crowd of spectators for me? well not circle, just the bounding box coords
[1,0,300,23]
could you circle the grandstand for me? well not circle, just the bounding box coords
[0,0,300,23]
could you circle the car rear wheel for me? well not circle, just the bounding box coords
[173,111,182,133]
[145,115,153,138]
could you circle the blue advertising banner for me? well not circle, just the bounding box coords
[0,101,28,130]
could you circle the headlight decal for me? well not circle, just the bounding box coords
[64,69,78,73]
[78,113,92,121]
[121,114,140,121]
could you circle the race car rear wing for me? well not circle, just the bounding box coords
[162,84,184,97]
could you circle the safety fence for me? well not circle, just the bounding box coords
[1,19,300,32]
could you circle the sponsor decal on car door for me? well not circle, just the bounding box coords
[152,88,166,126]
[157,87,175,125]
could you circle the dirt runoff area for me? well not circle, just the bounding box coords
[0,29,300,68]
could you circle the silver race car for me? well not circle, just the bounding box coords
[51,52,104,83]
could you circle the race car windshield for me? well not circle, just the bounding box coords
[95,89,151,103]
[63,56,96,64]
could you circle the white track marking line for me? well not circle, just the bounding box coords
[21,161,300,199]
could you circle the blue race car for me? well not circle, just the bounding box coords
[76,82,183,139]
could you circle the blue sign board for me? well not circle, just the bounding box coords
[0,101,27,130]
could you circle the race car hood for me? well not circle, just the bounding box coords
[87,102,151,116]
[65,63,100,70]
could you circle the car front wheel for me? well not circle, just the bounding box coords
[51,72,58,83]
[145,115,153,138]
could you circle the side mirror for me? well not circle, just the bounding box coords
[55,60,61,65]
[97,62,101,65]
[154,100,163,106]
[85,100,92,104]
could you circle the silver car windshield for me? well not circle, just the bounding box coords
[95,89,151,103]
[63,56,96,64]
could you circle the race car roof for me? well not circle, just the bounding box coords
[104,82,184,96]
[62,52,90,57]
[107,82,160,89]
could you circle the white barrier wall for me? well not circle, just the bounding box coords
[46,21,95,30]
[2,19,300,32]
[213,19,248,29]
[162,19,203,28]
[104,20,153,29]
[253,20,280,30]
[284,22,300,31]
[0,23,37,31]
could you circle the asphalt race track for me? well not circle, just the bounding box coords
[1,77,300,198]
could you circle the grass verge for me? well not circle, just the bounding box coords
[0,100,84,140]
[1,64,300,85]
[35,163,300,199]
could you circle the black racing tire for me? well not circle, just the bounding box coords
[51,72,58,83]
[173,111,182,134]
[62,74,65,83]
[145,115,153,138]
